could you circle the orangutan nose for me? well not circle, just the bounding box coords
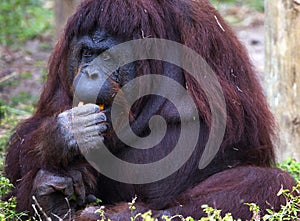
[84,68,99,80]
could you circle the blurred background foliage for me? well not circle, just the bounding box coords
[211,0,264,11]
[0,0,53,46]
[0,0,264,46]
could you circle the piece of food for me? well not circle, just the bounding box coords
[99,104,104,111]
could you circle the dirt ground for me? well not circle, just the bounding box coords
[0,8,265,110]
[0,42,49,102]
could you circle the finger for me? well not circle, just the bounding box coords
[68,170,86,207]
[48,177,74,198]
[36,184,55,196]
[98,123,108,133]
[71,104,100,116]
[62,178,74,197]
[72,113,106,127]
[36,178,74,198]
[74,125,107,139]
[34,170,74,197]
[83,124,108,134]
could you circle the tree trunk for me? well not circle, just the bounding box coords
[265,0,300,162]
[55,0,81,38]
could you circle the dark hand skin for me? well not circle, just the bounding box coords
[32,169,98,220]
[31,31,135,219]
[32,169,81,219]
[56,104,107,154]
[32,103,107,219]
[37,103,108,171]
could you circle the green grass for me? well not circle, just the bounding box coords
[0,95,35,153]
[0,177,29,220]
[0,96,35,220]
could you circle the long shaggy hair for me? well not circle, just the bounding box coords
[38,0,275,165]
[5,0,276,216]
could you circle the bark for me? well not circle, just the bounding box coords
[265,0,300,162]
[55,0,82,38]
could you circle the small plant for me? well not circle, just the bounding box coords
[0,176,28,220]
[0,94,36,219]
[245,203,261,221]
[95,206,110,221]
[278,158,300,181]
[128,195,138,218]
[263,183,300,221]
[129,196,155,221]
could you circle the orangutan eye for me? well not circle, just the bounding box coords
[101,52,111,61]
[82,48,93,58]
